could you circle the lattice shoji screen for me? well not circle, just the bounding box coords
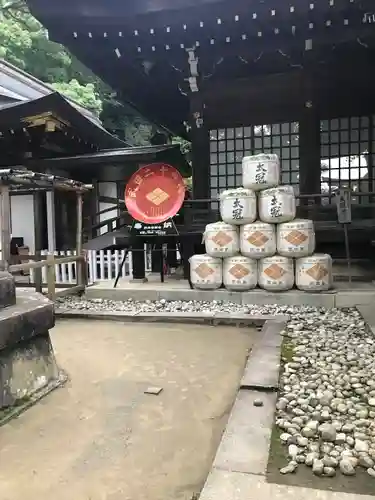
[209,122,300,202]
[320,116,374,204]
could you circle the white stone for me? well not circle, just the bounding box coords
[319,423,336,442]
[324,467,336,477]
[288,444,299,458]
[280,461,298,474]
[336,433,347,445]
[280,433,291,443]
[302,427,316,438]
[306,420,319,431]
[305,452,319,467]
[340,459,356,476]
[297,436,309,447]
[355,439,369,453]
[359,453,375,469]
[312,459,324,476]
[323,456,338,468]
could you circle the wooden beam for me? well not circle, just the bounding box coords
[9,254,85,273]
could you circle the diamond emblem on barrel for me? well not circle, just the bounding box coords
[247,231,268,247]
[212,231,233,247]
[285,230,307,246]
[146,188,170,206]
[195,263,215,279]
[229,264,250,279]
[306,264,328,281]
[264,264,285,280]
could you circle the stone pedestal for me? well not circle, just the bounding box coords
[0,271,60,409]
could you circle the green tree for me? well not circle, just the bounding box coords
[0,0,168,147]
[52,80,103,116]
[0,0,72,82]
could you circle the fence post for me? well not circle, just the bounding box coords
[46,253,56,300]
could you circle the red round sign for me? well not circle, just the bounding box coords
[125,163,186,224]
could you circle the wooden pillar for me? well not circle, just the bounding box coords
[88,181,99,239]
[190,93,210,202]
[131,238,146,280]
[76,192,84,286]
[299,105,321,198]
[299,69,321,209]
[0,185,10,265]
[33,191,44,293]
[46,191,56,252]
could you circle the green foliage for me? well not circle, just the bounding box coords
[51,80,103,116]
[100,97,153,145]
[173,136,191,156]
[0,0,156,145]
[0,0,72,81]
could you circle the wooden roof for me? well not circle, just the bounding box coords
[0,59,102,126]
[26,0,375,134]
[24,144,191,177]
[0,92,127,165]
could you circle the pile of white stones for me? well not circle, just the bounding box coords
[57,296,375,479]
[277,307,375,478]
[56,296,308,316]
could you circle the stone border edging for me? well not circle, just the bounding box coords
[240,319,285,391]
[200,319,285,499]
[85,286,338,308]
[55,308,290,327]
[85,284,375,309]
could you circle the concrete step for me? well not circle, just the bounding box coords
[0,271,16,309]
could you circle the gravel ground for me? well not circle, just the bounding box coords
[56,295,315,316]
[274,308,375,479]
[57,296,375,492]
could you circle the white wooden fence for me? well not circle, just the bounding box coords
[27,248,152,285]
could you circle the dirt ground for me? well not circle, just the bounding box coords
[0,319,254,500]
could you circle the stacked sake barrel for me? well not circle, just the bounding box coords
[189,153,333,292]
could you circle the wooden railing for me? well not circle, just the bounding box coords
[9,253,86,300]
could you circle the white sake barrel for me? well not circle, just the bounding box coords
[220,188,257,225]
[242,153,280,192]
[259,185,296,223]
[296,254,333,292]
[204,222,239,257]
[240,221,276,259]
[277,219,316,258]
[223,255,258,291]
[189,254,222,290]
[258,256,294,291]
